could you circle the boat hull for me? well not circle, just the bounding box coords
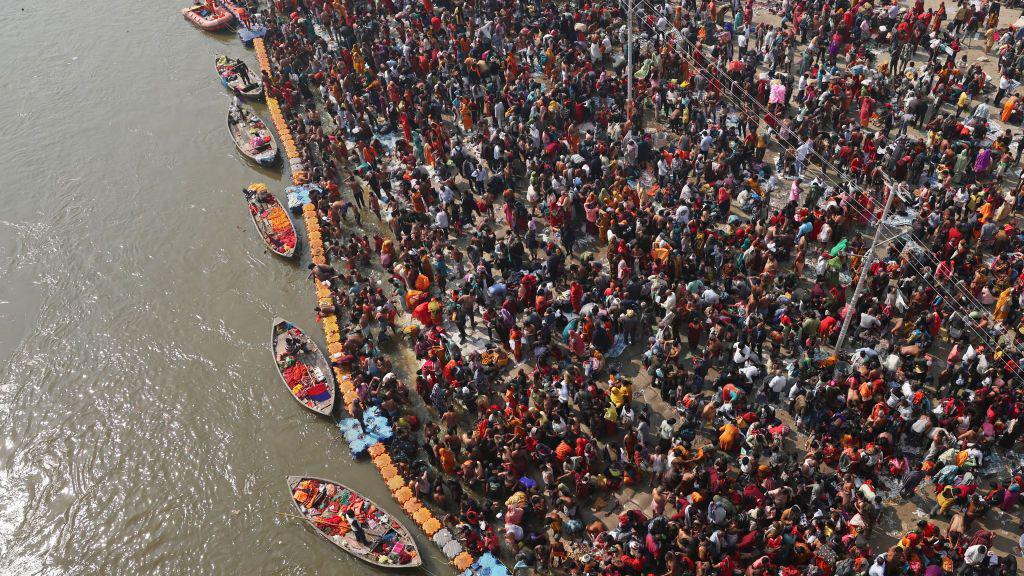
[271,318,334,415]
[243,185,297,258]
[182,6,233,31]
[286,476,422,568]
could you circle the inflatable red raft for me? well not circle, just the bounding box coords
[182,2,234,31]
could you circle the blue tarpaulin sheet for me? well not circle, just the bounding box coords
[285,184,318,213]
[238,25,266,44]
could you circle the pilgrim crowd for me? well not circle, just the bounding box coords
[248,0,1024,572]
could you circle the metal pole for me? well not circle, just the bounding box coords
[627,0,634,106]
[833,183,900,357]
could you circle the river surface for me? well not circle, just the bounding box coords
[0,4,444,574]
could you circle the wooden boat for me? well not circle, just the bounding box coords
[182,3,234,31]
[228,103,278,167]
[271,318,334,415]
[243,184,297,258]
[216,55,263,100]
[287,476,422,568]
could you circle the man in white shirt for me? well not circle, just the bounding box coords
[733,342,752,365]
[963,544,988,568]
[701,287,720,306]
[472,165,488,194]
[699,132,714,153]
[995,74,1011,107]
[659,418,676,441]
[494,100,506,130]
[439,184,455,207]
[660,289,677,312]
[868,555,885,576]
[739,362,761,384]
[858,310,882,339]
[795,138,814,178]
[768,369,789,401]
[434,209,450,233]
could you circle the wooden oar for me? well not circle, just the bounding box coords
[276,511,337,527]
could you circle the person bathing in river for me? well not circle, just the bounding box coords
[307,263,337,283]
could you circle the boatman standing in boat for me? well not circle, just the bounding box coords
[344,509,369,546]
[234,59,253,86]
[283,332,310,357]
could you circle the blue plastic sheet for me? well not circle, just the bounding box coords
[285,184,319,214]
[238,25,266,45]
[461,553,509,576]
[362,406,393,442]
[338,408,393,457]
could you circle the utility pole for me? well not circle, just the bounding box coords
[832,183,899,361]
[626,0,634,106]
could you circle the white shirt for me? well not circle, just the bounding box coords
[661,292,677,311]
[859,313,881,329]
[740,364,761,383]
[976,354,989,373]
[702,289,720,305]
[733,345,751,364]
[796,140,814,160]
[964,544,987,566]
[504,523,523,540]
[439,185,455,205]
[884,353,901,373]
[675,205,690,225]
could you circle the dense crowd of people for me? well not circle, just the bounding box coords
[247,0,1024,572]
